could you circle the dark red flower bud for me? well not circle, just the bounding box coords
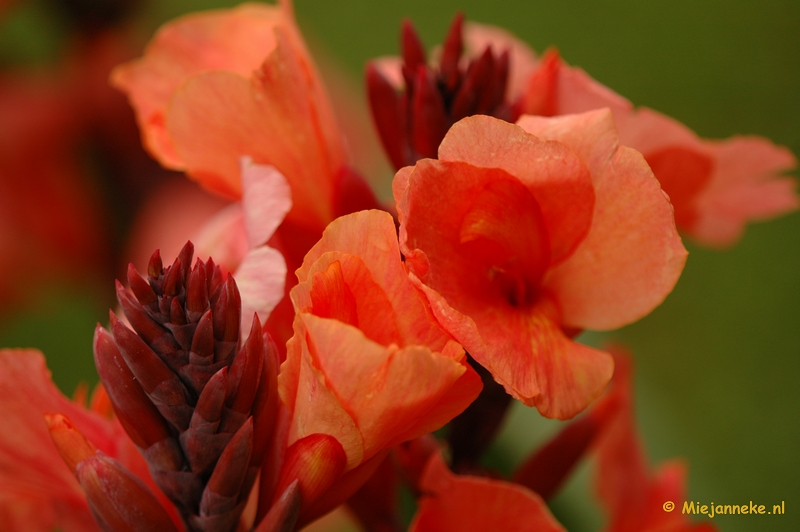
[95,242,280,532]
[366,13,517,169]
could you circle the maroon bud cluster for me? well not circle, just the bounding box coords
[93,242,280,532]
[366,14,516,170]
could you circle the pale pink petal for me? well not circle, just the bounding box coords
[615,107,698,154]
[555,62,632,117]
[617,107,798,247]
[463,22,539,103]
[240,157,293,248]
[111,2,290,168]
[125,179,230,274]
[235,246,287,334]
[692,137,797,246]
[519,110,687,330]
[192,204,249,272]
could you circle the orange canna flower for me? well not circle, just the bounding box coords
[465,23,799,247]
[112,1,375,235]
[394,112,686,419]
[409,451,565,532]
[278,209,482,524]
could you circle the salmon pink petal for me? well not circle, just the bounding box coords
[297,210,451,349]
[110,2,291,168]
[463,22,539,103]
[518,110,687,331]
[240,157,292,248]
[437,116,595,263]
[410,451,565,532]
[411,280,612,419]
[192,203,249,273]
[279,317,365,470]
[550,60,632,117]
[235,246,287,336]
[691,135,796,246]
[300,314,477,460]
[391,352,483,442]
[298,255,403,347]
[166,28,345,228]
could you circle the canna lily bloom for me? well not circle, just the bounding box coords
[279,209,483,525]
[0,348,178,531]
[394,112,686,419]
[593,351,717,532]
[467,24,798,247]
[409,451,565,532]
[112,0,376,235]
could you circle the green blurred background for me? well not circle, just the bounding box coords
[1,1,797,531]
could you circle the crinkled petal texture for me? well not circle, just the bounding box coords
[0,349,161,532]
[409,451,565,532]
[279,210,482,471]
[113,1,346,232]
[615,108,798,247]
[595,352,717,532]
[394,113,685,419]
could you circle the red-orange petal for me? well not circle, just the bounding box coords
[409,451,565,532]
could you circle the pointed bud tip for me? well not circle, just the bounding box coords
[45,413,97,473]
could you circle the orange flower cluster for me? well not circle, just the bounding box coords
[1,1,795,531]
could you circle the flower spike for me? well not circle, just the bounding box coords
[94,243,279,532]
